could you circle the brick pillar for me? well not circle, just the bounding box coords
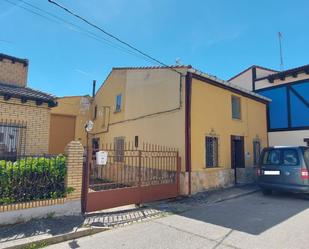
[65,141,84,200]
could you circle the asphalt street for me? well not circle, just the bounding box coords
[46,191,309,249]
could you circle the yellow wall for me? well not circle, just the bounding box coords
[190,77,268,172]
[91,68,187,170]
[51,96,91,145]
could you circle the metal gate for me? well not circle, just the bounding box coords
[82,142,180,213]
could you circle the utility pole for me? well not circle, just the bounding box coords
[278,32,284,71]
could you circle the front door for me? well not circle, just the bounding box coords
[231,135,245,184]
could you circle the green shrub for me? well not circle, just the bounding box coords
[0,155,67,205]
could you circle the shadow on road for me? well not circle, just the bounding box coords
[179,191,309,235]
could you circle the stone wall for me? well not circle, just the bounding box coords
[181,167,256,195]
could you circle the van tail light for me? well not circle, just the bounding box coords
[256,168,261,176]
[301,168,309,180]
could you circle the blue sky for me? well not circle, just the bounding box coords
[1,0,309,97]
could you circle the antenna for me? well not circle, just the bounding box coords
[278,32,284,71]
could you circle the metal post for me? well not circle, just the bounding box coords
[82,132,90,213]
[176,152,181,196]
[138,150,142,188]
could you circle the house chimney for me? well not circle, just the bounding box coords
[0,53,28,87]
[92,80,96,97]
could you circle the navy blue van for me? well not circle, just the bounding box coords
[257,146,309,195]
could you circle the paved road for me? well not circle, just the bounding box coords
[47,191,309,249]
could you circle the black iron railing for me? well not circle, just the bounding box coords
[0,120,26,161]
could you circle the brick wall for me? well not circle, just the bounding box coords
[0,97,51,154]
[65,141,84,200]
[0,58,28,87]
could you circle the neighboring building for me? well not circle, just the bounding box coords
[89,66,269,194]
[229,64,309,146]
[0,53,57,159]
[49,95,91,154]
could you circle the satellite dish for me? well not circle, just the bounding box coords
[85,120,94,132]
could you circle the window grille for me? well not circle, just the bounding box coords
[205,136,218,168]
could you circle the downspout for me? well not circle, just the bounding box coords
[92,80,96,98]
[252,66,257,91]
[185,72,192,195]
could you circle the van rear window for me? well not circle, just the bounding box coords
[282,149,298,166]
[261,148,299,166]
[262,149,280,165]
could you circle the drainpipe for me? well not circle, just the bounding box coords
[185,72,192,195]
[92,80,96,97]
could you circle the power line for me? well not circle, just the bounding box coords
[3,0,157,65]
[47,0,182,75]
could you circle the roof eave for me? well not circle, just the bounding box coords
[189,69,271,104]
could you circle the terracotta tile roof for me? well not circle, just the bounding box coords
[188,68,271,103]
[112,65,192,70]
[110,64,270,102]
[0,82,57,106]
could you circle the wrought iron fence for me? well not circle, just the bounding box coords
[0,154,66,205]
[89,142,179,191]
[0,120,26,161]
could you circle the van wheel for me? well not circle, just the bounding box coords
[262,189,272,195]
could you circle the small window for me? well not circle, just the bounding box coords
[114,137,125,162]
[282,149,299,166]
[262,149,280,165]
[94,105,97,120]
[231,96,241,120]
[115,94,122,112]
[0,132,4,143]
[253,140,261,165]
[205,136,218,168]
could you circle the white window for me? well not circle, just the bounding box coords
[115,94,122,112]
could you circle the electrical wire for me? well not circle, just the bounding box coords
[47,0,183,75]
[3,0,157,65]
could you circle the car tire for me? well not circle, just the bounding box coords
[262,189,272,195]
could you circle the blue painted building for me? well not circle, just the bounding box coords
[229,64,309,146]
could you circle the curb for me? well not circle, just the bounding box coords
[210,188,260,204]
[3,227,108,249]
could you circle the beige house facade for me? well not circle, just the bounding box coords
[84,66,269,194]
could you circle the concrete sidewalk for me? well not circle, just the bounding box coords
[147,183,259,214]
[46,190,309,249]
[0,183,259,249]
